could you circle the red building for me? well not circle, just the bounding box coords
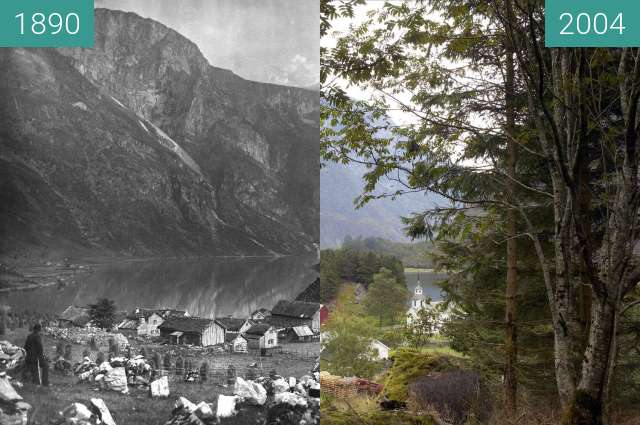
[320,305,329,326]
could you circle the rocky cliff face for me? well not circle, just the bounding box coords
[0,9,318,258]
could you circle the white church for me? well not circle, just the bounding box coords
[407,277,427,324]
[406,275,448,328]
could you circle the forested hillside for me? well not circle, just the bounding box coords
[341,236,435,269]
[320,248,404,303]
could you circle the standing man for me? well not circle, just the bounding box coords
[23,323,49,386]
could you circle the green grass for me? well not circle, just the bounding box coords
[321,395,438,425]
[382,348,463,402]
[404,268,436,274]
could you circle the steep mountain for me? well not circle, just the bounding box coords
[320,160,435,248]
[0,9,318,258]
[295,277,320,303]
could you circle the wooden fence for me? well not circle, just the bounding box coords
[154,365,264,385]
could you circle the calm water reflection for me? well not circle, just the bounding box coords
[405,270,447,301]
[7,256,318,318]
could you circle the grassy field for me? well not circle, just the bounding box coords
[4,328,316,424]
[403,268,436,274]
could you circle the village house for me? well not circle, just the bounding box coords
[250,308,271,321]
[320,305,329,326]
[232,334,248,353]
[287,325,315,342]
[270,300,320,331]
[124,307,190,337]
[58,306,91,328]
[116,319,139,337]
[370,339,390,360]
[159,317,223,347]
[214,317,254,342]
[244,323,278,350]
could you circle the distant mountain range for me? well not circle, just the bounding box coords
[320,157,435,248]
[0,9,318,259]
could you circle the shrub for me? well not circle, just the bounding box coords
[408,371,491,425]
[246,366,257,381]
[56,340,65,357]
[108,337,119,356]
[164,352,172,370]
[140,346,148,358]
[383,348,458,402]
[153,352,162,370]
[63,344,72,361]
[200,361,209,381]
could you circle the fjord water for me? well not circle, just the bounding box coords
[7,256,318,318]
[405,269,447,301]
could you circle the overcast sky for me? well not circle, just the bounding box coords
[95,0,319,88]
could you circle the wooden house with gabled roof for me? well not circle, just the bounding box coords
[159,317,223,346]
[270,300,320,331]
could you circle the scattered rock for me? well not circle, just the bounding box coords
[274,392,307,408]
[101,367,128,394]
[59,403,93,423]
[216,395,238,418]
[150,376,170,398]
[234,377,267,406]
[272,378,289,394]
[90,398,116,425]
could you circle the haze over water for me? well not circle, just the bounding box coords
[7,256,318,318]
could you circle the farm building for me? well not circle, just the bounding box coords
[270,300,320,331]
[137,312,164,337]
[244,323,278,350]
[159,317,224,347]
[156,308,190,318]
[232,335,248,353]
[58,306,91,328]
[126,308,190,337]
[215,317,253,342]
[250,308,271,321]
[320,305,329,326]
[370,339,390,360]
[287,325,315,342]
[116,319,139,337]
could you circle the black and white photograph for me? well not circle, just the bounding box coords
[0,1,320,423]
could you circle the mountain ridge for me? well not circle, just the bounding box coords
[0,9,318,260]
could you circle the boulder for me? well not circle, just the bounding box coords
[272,378,289,394]
[274,392,308,408]
[59,403,93,424]
[90,399,116,425]
[195,402,213,418]
[234,377,266,406]
[308,381,320,398]
[150,376,170,398]
[216,395,238,418]
[176,396,198,414]
[102,367,128,394]
[0,377,22,402]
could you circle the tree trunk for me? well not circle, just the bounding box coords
[503,32,518,416]
[562,297,617,425]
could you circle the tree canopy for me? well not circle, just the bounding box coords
[322,0,640,422]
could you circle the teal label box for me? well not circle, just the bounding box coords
[0,0,94,47]
[546,0,640,47]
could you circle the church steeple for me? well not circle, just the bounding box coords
[412,273,424,308]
